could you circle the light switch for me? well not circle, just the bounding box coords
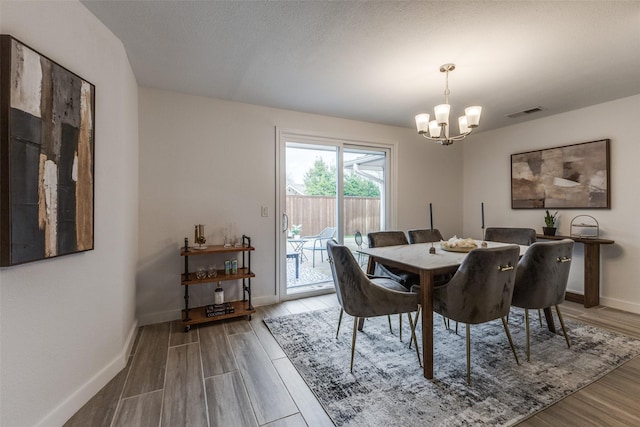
[261,206,268,217]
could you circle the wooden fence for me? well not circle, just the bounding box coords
[286,195,380,237]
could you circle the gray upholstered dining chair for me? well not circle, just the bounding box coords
[367,230,420,341]
[512,239,574,361]
[484,227,543,325]
[407,228,444,244]
[326,240,421,372]
[484,227,537,245]
[367,231,418,289]
[302,226,337,267]
[433,245,521,384]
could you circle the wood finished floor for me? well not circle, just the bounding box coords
[64,297,640,427]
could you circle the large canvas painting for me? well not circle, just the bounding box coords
[0,35,95,266]
[511,139,610,209]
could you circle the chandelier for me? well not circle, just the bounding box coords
[415,63,482,146]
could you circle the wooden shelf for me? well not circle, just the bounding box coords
[180,244,254,256]
[536,234,614,245]
[181,300,255,326]
[181,267,255,285]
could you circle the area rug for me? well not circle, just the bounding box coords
[264,307,640,426]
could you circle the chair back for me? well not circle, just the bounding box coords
[320,227,337,239]
[327,239,415,318]
[434,246,520,324]
[512,239,574,309]
[484,227,537,245]
[408,229,443,244]
[367,231,408,248]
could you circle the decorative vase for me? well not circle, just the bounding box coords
[542,227,557,236]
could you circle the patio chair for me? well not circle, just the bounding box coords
[302,227,337,267]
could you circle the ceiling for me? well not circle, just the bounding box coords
[81,1,640,133]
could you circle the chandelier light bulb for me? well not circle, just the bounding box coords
[434,104,450,125]
[458,116,470,134]
[428,120,441,138]
[465,106,482,128]
[415,113,430,134]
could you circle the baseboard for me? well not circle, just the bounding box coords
[35,320,138,427]
[138,308,182,326]
[599,296,640,315]
[565,291,584,304]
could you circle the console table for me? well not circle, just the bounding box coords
[536,234,615,308]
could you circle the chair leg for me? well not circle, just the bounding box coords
[466,324,471,385]
[538,309,543,327]
[336,308,343,339]
[409,306,421,349]
[350,317,358,373]
[399,314,403,342]
[407,312,422,367]
[313,250,316,268]
[524,309,531,362]
[387,315,393,334]
[555,305,571,348]
[501,316,520,365]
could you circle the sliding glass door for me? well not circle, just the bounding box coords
[277,130,392,300]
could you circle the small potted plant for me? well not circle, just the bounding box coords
[543,210,558,236]
[290,224,302,239]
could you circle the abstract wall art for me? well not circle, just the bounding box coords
[1,35,95,266]
[511,139,610,209]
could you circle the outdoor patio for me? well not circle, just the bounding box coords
[286,237,368,292]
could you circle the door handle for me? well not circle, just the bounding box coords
[282,213,289,233]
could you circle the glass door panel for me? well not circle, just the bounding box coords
[343,147,387,270]
[284,143,338,295]
[277,131,391,300]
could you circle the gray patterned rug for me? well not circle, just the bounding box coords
[264,307,640,426]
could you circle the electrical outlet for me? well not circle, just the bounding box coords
[261,206,268,217]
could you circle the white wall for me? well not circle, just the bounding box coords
[0,2,139,426]
[137,87,463,324]
[462,95,640,314]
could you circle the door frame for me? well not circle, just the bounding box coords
[275,127,398,302]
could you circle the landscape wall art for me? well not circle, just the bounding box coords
[511,139,610,209]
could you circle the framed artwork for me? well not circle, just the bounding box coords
[511,139,610,209]
[0,35,95,266]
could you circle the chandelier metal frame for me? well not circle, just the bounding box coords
[415,63,482,146]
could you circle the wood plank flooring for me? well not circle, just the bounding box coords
[64,297,640,426]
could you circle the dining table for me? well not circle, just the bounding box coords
[358,240,530,379]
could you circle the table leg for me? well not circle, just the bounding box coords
[421,270,434,379]
[583,244,600,308]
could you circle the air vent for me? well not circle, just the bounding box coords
[505,106,543,119]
